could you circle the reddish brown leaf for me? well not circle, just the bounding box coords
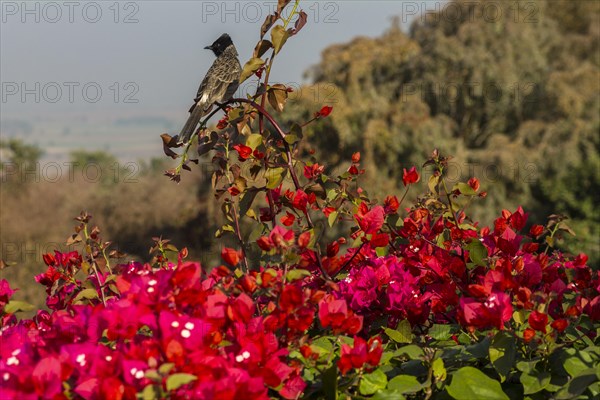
[260,13,279,38]
[288,10,307,36]
[277,0,292,14]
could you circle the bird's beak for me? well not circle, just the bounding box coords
[204,45,213,50]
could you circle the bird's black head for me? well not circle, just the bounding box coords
[205,33,234,56]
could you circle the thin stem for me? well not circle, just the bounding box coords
[233,98,331,281]
[100,245,112,275]
[83,225,107,306]
[441,177,461,233]
[223,134,249,272]
[336,241,366,276]
[231,202,250,272]
[398,185,411,207]
[258,0,300,135]
[181,97,332,281]
[267,190,278,228]
[282,0,300,30]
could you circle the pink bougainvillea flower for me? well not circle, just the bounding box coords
[459,291,512,330]
[303,163,324,180]
[528,311,549,333]
[402,166,420,186]
[337,336,383,375]
[355,203,385,234]
[318,295,363,335]
[0,279,15,308]
[291,189,308,213]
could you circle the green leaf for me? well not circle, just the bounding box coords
[564,353,593,378]
[284,135,300,146]
[394,345,424,360]
[286,268,311,282]
[466,239,487,266]
[428,174,439,194]
[4,300,35,314]
[453,182,477,196]
[289,122,303,138]
[520,371,551,395]
[429,324,452,341]
[245,133,263,150]
[387,374,422,394]
[360,369,388,395]
[432,358,447,381]
[166,373,197,391]
[327,211,338,227]
[268,84,288,112]
[144,370,161,381]
[465,337,491,359]
[271,25,290,54]
[215,224,235,238]
[265,167,285,189]
[248,222,266,243]
[240,57,265,83]
[516,360,538,373]
[239,188,260,220]
[385,320,413,344]
[554,368,598,399]
[446,367,509,400]
[322,364,338,400]
[312,337,334,357]
[326,188,338,201]
[371,390,405,400]
[513,310,528,325]
[489,331,516,382]
[158,363,175,375]
[141,384,161,400]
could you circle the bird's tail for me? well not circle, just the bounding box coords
[178,104,206,144]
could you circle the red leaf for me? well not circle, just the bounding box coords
[298,231,311,249]
[233,144,252,161]
[383,195,399,214]
[327,241,340,257]
[323,207,336,217]
[551,318,568,333]
[528,311,548,333]
[402,166,420,186]
[318,105,333,117]
[355,204,385,234]
[468,177,480,192]
[370,233,389,248]
[221,247,240,266]
[523,327,536,342]
[281,212,296,226]
[529,224,544,237]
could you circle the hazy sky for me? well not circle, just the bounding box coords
[1,1,445,118]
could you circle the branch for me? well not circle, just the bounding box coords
[227,98,332,281]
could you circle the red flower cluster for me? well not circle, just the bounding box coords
[338,336,383,375]
[0,261,307,399]
[0,204,598,399]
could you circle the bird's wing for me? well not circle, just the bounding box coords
[192,55,241,110]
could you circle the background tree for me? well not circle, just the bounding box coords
[281,0,599,263]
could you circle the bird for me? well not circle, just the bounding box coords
[178,33,242,144]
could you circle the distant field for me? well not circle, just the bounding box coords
[1,112,183,161]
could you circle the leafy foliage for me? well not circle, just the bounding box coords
[1,1,599,399]
[282,0,600,264]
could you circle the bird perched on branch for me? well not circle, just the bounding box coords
[178,33,242,144]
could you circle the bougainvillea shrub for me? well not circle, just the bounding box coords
[2,1,599,399]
